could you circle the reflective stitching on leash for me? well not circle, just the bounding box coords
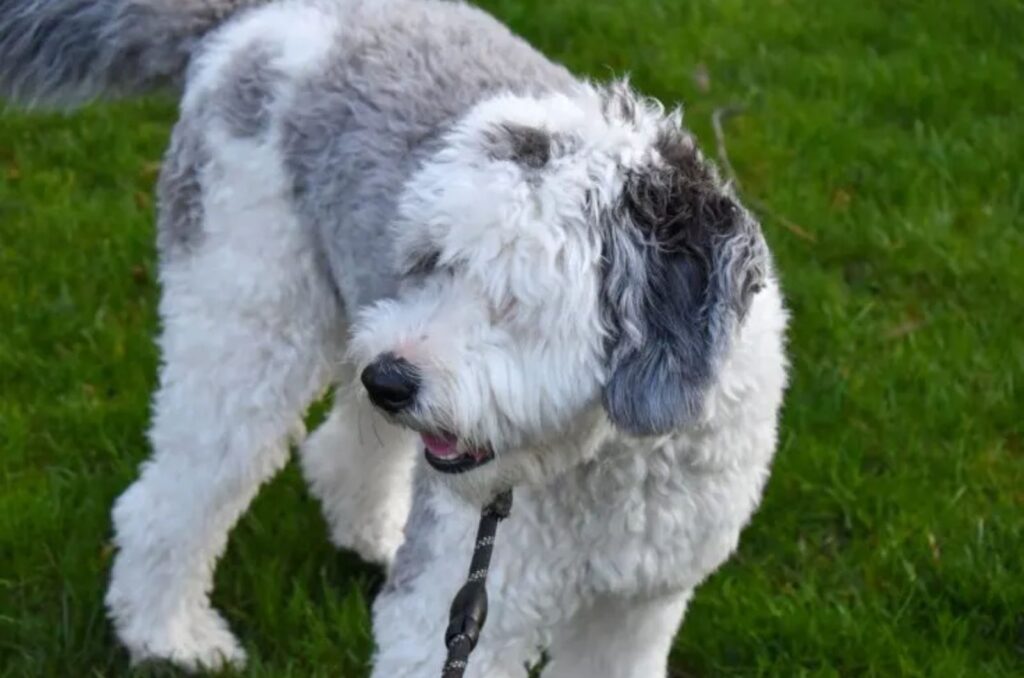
[441,489,513,678]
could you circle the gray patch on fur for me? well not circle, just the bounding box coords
[0,0,264,107]
[381,469,437,597]
[216,41,281,138]
[486,123,551,168]
[279,0,577,310]
[600,121,770,436]
[155,117,208,258]
[403,248,442,278]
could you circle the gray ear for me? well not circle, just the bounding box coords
[601,132,768,436]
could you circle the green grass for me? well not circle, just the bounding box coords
[1,0,1022,675]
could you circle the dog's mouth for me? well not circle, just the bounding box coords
[421,431,495,474]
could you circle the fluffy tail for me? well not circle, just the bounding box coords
[0,0,265,107]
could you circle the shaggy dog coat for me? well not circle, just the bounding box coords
[0,1,788,675]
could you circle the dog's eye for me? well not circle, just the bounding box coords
[404,250,442,277]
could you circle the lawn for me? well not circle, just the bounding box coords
[1,0,1022,675]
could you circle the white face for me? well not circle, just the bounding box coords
[350,92,641,491]
[350,87,768,496]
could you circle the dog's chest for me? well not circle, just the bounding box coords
[503,439,768,598]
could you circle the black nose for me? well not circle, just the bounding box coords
[361,354,420,413]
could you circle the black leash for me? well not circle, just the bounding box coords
[441,489,513,678]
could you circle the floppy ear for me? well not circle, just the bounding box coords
[601,133,769,436]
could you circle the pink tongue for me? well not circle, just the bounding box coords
[421,432,460,458]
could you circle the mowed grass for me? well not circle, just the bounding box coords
[1,0,1022,675]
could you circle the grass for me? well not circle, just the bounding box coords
[1,0,1022,675]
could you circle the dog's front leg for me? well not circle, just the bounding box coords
[543,590,692,678]
[104,125,345,670]
[105,264,342,669]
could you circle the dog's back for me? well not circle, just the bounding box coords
[1,0,578,307]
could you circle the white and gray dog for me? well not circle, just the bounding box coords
[1,0,788,675]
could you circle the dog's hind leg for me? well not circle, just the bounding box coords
[300,380,417,566]
[105,119,344,670]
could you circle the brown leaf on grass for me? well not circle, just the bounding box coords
[134,190,152,210]
[884,314,925,340]
[831,187,853,210]
[139,160,162,181]
[131,264,149,285]
[693,63,711,93]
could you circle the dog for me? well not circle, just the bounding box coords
[1,0,788,675]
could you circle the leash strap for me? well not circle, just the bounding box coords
[441,489,513,678]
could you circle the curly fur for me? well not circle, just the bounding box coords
[1,0,788,674]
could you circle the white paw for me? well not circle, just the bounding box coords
[118,605,246,672]
[327,512,406,566]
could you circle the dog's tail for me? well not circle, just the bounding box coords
[0,0,266,108]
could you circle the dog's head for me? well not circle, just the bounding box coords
[350,82,770,498]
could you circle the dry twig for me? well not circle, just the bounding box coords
[711,106,817,243]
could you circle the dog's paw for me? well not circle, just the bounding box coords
[327,515,406,566]
[120,606,247,673]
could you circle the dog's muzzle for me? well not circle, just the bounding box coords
[361,353,420,414]
[361,355,495,474]
[421,432,495,474]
